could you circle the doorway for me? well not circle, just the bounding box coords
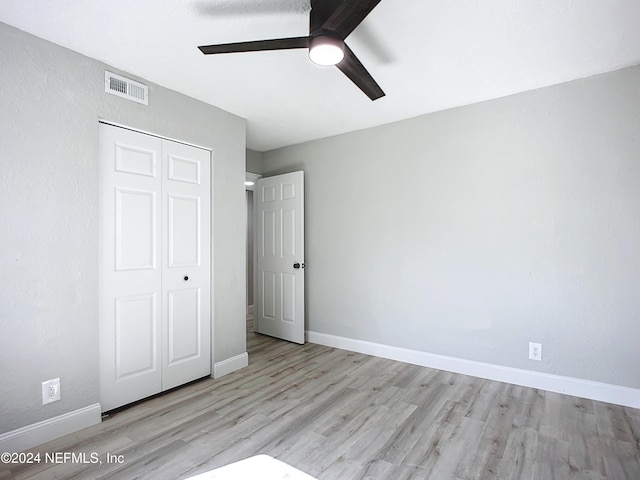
[245,172,261,318]
[246,170,306,345]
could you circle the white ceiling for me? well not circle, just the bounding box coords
[1,0,639,151]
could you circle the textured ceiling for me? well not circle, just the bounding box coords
[1,0,640,151]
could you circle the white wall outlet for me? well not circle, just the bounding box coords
[42,378,61,405]
[529,342,542,361]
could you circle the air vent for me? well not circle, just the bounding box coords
[104,71,148,105]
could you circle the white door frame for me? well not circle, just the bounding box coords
[246,172,262,317]
[98,120,212,152]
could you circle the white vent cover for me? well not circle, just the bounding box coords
[104,71,148,105]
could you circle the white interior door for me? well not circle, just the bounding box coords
[99,123,211,411]
[161,139,210,390]
[255,171,305,344]
[99,124,163,411]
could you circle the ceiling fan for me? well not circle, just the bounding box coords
[198,0,385,100]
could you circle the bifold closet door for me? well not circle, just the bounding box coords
[99,123,210,412]
[161,138,210,391]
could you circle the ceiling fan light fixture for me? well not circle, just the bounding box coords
[309,35,344,66]
[198,0,386,100]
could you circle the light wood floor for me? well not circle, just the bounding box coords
[2,317,639,479]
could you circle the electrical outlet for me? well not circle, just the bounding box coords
[42,378,61,405]
[529,342,542,361]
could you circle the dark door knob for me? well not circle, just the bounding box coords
[184,276,189,281]
[293,263,300,269]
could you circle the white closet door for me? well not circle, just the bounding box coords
[99,124,211,411]
[99,124,163,411]
[161,139,211,390]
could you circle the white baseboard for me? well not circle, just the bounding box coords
[213,352,249,378]
[0,403,102,454]
[306,331,640,409]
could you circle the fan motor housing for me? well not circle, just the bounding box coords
[310,0,343,36]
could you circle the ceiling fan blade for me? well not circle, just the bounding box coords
[199,37,309,55]
[322,0,383,39]
[336,45,385,101]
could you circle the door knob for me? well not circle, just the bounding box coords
[293,263,300,269]
[184,276,189,281]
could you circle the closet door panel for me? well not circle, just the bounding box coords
[161,139,211,390]
[99,124,162,412]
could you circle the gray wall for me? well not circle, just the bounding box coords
[262,65,640,389]
[246,149,263,174]
[0,23,247,434]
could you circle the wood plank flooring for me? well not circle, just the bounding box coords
[2,317,639,479]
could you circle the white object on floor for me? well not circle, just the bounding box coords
[184,455,317,480]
